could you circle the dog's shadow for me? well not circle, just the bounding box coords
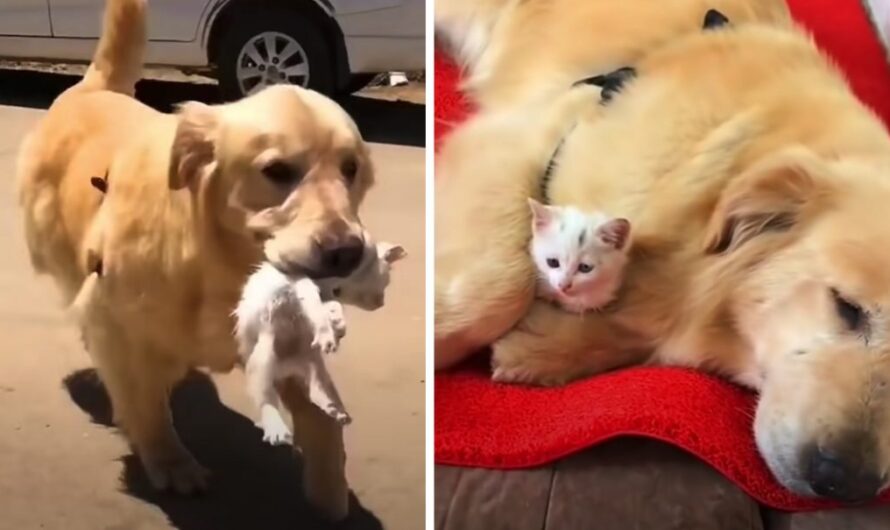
[62,369,383,530]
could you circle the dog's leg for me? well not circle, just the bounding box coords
[277,377,349,521]
[245,329,293,446]
[435,84,602,370]
[491,299,650,386]
[83,319,208,494]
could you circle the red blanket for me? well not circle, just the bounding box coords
[434,0,890,512]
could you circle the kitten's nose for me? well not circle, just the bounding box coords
[559,280,573,292]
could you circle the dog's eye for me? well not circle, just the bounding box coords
[546,258,560,268]
[832,289,867,333]
[262,161,301,185]
[341,157,358,183]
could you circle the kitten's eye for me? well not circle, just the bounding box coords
[578,263,593,273]
[262,161,302,186]
[341,157,358,184]
[546,258,560,269]
[832,288,866,333]
[332,287,342,297]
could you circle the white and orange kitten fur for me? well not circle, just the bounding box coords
[528,198,631,313]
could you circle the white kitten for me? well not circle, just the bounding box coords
[528,198,631,314]
[234,235,406,445]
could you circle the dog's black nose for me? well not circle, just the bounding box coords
[806,449,882,503]
[318,235,364,277]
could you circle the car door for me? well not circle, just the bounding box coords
[329,0,423,38]
[0,0,52,36]
[48,0,209,41]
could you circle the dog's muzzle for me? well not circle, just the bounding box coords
[315,233,364,278]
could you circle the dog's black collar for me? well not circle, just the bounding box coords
[574,66,638,104]
[540,135,567,204]
[540,66,637,203]
[541,9,727,204]
[703,9,730,30]
[90,171,109,194]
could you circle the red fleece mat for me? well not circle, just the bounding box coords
[434,0,890,512]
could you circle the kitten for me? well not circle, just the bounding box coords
[528,198,631,314]
[234,234,406,445]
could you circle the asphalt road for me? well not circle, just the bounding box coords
[0,74,425,530]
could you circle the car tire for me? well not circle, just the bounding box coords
[216,8,335,100]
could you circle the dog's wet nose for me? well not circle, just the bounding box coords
[806,449,882,503]
[318,234,364,277]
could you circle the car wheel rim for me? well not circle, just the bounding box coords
[236,31,309,96]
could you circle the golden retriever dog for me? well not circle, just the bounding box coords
[17,0,372,519]
[436,0,890,503]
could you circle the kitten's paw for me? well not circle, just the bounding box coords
[261,416,293,446]
[326,302,346,340]
[311,323,338,355]
[326,406,352,426]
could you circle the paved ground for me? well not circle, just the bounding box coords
[0,78,425,530]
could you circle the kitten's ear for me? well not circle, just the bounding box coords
[528,198,554,230]
[379,243,407,264]
[598,218,631,250]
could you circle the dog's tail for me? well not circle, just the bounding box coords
[79,0,147,96]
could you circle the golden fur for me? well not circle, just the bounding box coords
[435,0,790,109]
[17,0,371,518]
[436,0,890,499]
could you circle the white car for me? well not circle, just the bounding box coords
[0,0,425,99]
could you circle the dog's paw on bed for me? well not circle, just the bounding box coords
[490,350,575,387]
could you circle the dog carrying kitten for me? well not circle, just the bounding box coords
[528,198,631,314]
[234,233,406,445]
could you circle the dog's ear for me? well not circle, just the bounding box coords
[704,148,829,253]
[169,101,217,190]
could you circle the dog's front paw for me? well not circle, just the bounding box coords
[490,363,538,385]
[141,446,210,495]
[490,355,570,387]
[490,307,597,387]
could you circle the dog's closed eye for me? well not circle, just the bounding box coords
[262,161,302,186]
[831,288,869,338]
[341,157,358,184]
